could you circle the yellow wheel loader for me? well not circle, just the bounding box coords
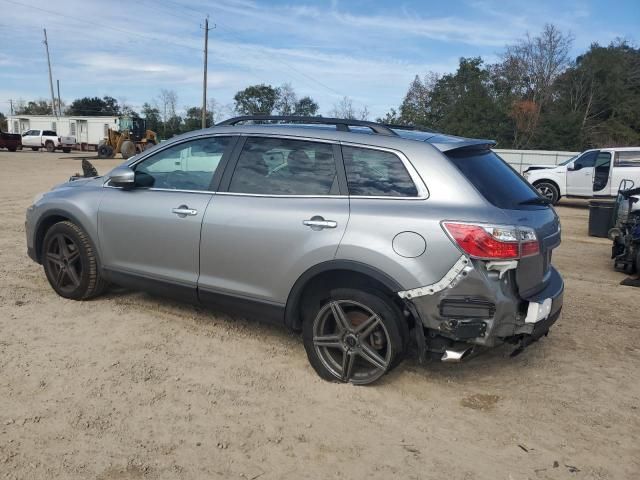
[97,117,158,159]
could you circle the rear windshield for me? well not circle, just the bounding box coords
[447,148,544,210]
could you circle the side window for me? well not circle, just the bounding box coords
[228,137,339,195]
[616,151,640,167]
[133,136,232,191]
[44,130,56,136]
[574,151,598,169]
[342,146,418,197]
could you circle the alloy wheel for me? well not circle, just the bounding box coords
[45,233,83,295]
[536,184,555,201]
[312,299,391,384]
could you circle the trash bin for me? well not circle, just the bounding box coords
[588,200,615,238]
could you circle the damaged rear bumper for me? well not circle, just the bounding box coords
[399,255,563,357]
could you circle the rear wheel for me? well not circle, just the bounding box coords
[42,221,106,300]
[31,147,39,151]
[62,147,71,153]
[45,141,55,153]
[303,288,405,385]
[534,181,560,205]
[8,147,16,152]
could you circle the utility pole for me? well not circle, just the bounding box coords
[56,80,62,116]
[9,99,14,115]
[201,16,213,129]
[43,29,57,118]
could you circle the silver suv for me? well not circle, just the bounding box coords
[26,116,564,385]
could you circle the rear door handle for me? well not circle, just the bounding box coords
[303,217,337,229]
[172,205,198,217]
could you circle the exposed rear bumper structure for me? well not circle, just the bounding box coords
[400,257,564,360]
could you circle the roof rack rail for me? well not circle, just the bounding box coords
[216,115,398,136]
[383,123,417,130]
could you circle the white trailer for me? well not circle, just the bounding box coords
[6,114,120,151]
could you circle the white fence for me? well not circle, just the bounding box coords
[494,149,580,173]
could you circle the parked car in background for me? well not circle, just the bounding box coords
[0,129,21,152]
[21,129,75,153]
[25,116,563,385]
[524,148,640,204]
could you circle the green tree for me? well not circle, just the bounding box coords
[234,84,280,115]
[15,99,52,115]
[398,74,437,127]
[294,96,319,116]
[182,107,213,133]
[543,40,640,149]
[427,58,511,143]
[67,96,121,116]
[141,103,162,133]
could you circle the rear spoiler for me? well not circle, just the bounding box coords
[431,138,497,153]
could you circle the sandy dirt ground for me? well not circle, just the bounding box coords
[1,150,639,480]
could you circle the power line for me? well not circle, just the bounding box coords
[1,0,203,54]
[3,0,354,107]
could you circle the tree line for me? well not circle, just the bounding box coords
[5,24,639,150]
[379,25,640,150]
[5,84,359,139]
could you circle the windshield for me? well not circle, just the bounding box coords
[447,148,545,210]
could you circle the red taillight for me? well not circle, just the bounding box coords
[443,222,539,259]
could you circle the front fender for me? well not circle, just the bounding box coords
[27,186,104,263]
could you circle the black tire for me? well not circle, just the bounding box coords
[534,181,560,205]
[8,147,16,152]
[62,147,71,153]
[120,140,136,159]
[45,141,55,153]
[42,221,107,300]
[303,288,406,385]
[97,144,113,159]
[31,147,39,151]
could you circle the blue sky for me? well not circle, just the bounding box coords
[0,0,638,119]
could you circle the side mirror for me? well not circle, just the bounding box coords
[569,163,582,172]
[109,166,135,188]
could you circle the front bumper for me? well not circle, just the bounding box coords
[404,259,564,349]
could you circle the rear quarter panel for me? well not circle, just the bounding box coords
[336,141,509,290]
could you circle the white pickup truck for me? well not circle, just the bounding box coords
[21,129,75,153]
[523,147,640,204]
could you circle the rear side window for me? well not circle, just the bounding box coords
[616,151,640,167]
[447,149,542,209]
[342,146,418,197]
[44,130,56,136]
[228,137,339,195]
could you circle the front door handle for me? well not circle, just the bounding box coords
[172,205,198,217]
[303,217,337,230]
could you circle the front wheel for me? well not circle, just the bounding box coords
[31,147,39,151]
[42,221,107,300]
[534,181,560,205]
[303,289,406,385]
[62,147,71,153]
